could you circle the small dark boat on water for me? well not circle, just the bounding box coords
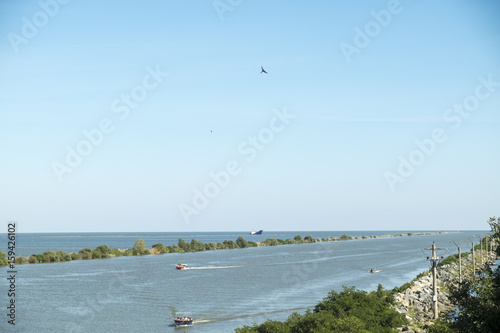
[250,230,263,235]
[174,316,193,326]
[176,263,187,270]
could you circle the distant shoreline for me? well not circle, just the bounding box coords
[1,231,458,267]
[1,230,468,236]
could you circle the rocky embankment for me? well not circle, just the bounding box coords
[393,250,497,332]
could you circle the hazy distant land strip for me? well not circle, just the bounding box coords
[1,231,457,267]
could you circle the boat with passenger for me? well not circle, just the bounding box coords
[176,263,187,270]
[174,316,193,326]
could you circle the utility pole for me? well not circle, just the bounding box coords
[482,234,489,265]
[451,240,467,284]
[480,236,484,266]
[469,237,476,278]
[422,242,447,319]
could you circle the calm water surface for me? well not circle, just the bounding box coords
[0,230,486,332]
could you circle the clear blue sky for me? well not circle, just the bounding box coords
[1,0,499,232]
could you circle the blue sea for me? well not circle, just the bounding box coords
[0,230,488,332]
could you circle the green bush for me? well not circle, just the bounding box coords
[92,249,102,259]
[304,235,316,243]
[0,251,8,266]
[236,236,248,248]
[79,248,93,260]
[133,239,146,254]
[236,285,406,332]
[28,255,38,264]
[190,239,205,252]
[438,254,459,267]
[263,238,280,246]
[95,245,112,258]
[177,239,190,252]
[205,242,217,251]
[15,256,28,264]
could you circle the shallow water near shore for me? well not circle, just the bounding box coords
[0,230,487,332]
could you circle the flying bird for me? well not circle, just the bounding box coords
[260,66,268,74]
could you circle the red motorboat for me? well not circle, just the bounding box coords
[176,263,187,270]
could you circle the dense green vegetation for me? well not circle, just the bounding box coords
[235,285,407,333]
[445,217,500,333]
[0,234,319,267]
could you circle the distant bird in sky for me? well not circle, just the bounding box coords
[260,66,268,74]
[210,130,213,133]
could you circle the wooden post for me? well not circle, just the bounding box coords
[471,241,475,277]
[432,243,438,319]
[458,246,462,284]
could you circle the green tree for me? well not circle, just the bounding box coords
[304,235,315,243]
[0,251,8,266]
[43,250,57,262]
[79,248,93,260]
[223,240,237,249]
[95,245,112,258]
[314,285,406,332]
[133,239,146,254]
[236,320,291,333]
[92,249,102,259]
[263,238,280,246]
[152,243,166,253]
[205,242,217,251]
[15,256,28,264]
[56,250,68,261]
[28,255,38,264]
[177,239,190,252]
[449,217,500,333]
[235,285,404,332]
[294,235,303,243]
[236,236,248,248]
[291,311,368,333]
[35,254,45,263]
[190,239,205,251]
